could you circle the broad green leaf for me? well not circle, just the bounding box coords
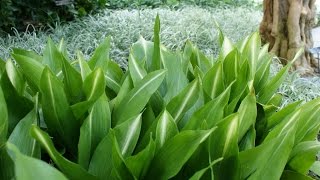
[151,14,161,71]
[40,67,79,153]
[126,137,156,179]
[131,36,154,71]
[60,53,83,103]
[162,48,189,103]
[281,170,314,180]
[223,49,239,86]
[8,109,40,158]
[166,79,200,123]
[258,49,303,104]
[183,83,232,130]
[266,101,301,130]
[0,85,8,146]
[112,70,166,125]
[288,141,320,174]
[5,59,26,96]
[0,58,5,75]
[88,36,111,69]
[88,133,113,179]
[7,143,68,180]
[71,101,95,120]
[0,71,33,133]
[78,95,111,169]
[105,60,123,93]
[155,110,179,150]
[189,158,223,180]
[12,53,44,90]
[111,132,136,180]
[219,35,234,60]
[242,32,260,79]
[209,114,240,180]
[12,48,42,62]
[239,126,256,151]
[145,129,215,180]
[78,51,92,80]
[83,68,106,102]
[43,38,62,74]
[30,125,98,180]
[240,128,295,180]
[203,61,225,100]
[114,114,142,157]
[238,90,257,141]
[112,74,133,109]
[129,51,147,85]
[254,54,272,93]
[310,161,320,177]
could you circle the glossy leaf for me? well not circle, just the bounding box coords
[145,129,214,179]
[129,51,147,86]
[78,51,92,80]
[155,110,179,150]
[8,109,40,158]
[112,70,166,125]
[105,60,123,93]
[242,32,260,79]
[203,61,225,100]
[189,158,223,180]
[30,125,98,180]
[287,141,320,174]
[7,143,68,180]
[88,36,111,69]
[40,67,79,153]
[5,59,26,96]
[0,85,8,146]
[78,95,111,169]
[43,38,62,74]
[281,170,314,180]
[12,48,42,62]
[166,79,200,123]
[131,36,154,71]
[151,14,161,71]
[83,68,106,102]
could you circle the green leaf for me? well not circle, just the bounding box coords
[183,83,232,130]
[126,137,156,179]
[189,158,223,180]
[281,170,314,180]
[239,128,295,180]
[88,36,111,69]
[151,14,161,71]
[5,59,26,96]
[287,141,320,174]
[12,48,42,62]
[223,49,239,86]
[88,133,113,179]
[83,68,106,102]
[254,53,272,93]
[7,143,68,180]
[43,38,62,74]
[238,90,257,141]
[105,60,123,94]
[78,51,92,80]
[114,113,142,157]
[203,61,225,100]
[242,32,260,79]
[310,161,320,177]
[78,95,111,169]
[166,79,200,123]
[112,70,166,125]
[155,110,179,150]
[8,109,40,158]
[128,51,147,86]
[0,85,8,146]
[60,53,83,103]
[30,125,98,180]
[0,147,14,180]
[209,114,240,180]
[145,129,215,180]
[0,58,5,76]
[40,67,79,153]
[219,35,234,60]
[131,36,154,71]
[12,53,45,90]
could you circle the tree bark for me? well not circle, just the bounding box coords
[260,0,317,75]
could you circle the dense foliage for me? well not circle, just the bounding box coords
[0,0,107,34]
[1,16,320,179]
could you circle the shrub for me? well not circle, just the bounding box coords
[0,16,320,179]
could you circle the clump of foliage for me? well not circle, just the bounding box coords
[0,0,107,34]
[1,16,320,179]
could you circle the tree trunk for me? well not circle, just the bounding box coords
[259,0,317,75]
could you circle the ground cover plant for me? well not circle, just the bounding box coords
[1,16,320,179]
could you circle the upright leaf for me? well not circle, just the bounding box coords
[83,68,106,102]
[30,125,98,180]
[0,85,8,146]
[151,14,161,71]
[78,95,111,169]
[43,38,62,74]
[7,143,68,180]
[145,129,215,180]
[78,51,92,80]
[166,79,200,123]
[40,68,79,153]
[105,60,123,94]
[88,36,111,69]
[112,70,166,125]
[5,59,26,96]
[203,61,225,100]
